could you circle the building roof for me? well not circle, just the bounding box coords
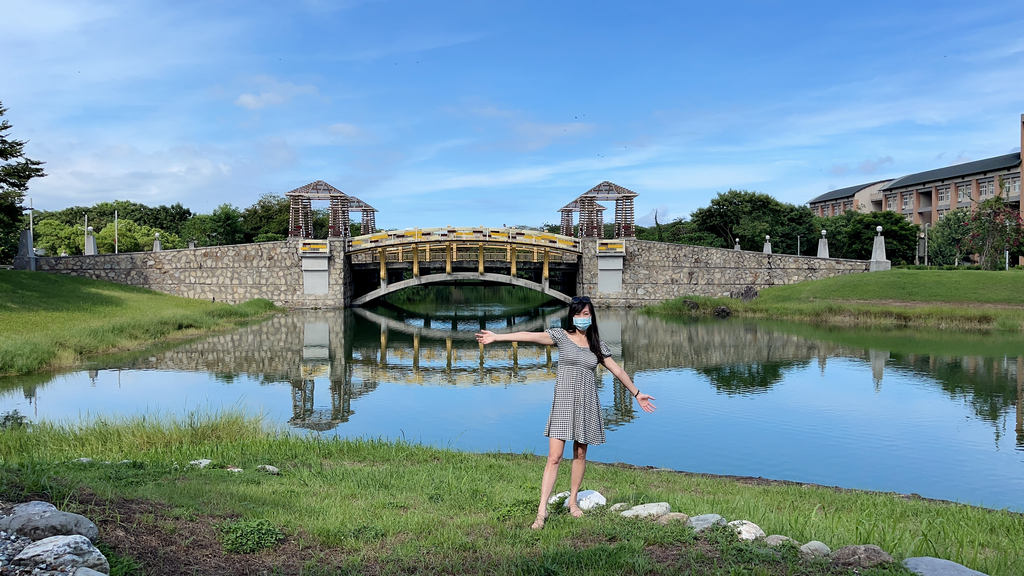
[882,153,1022,191]
[808,180,892,205]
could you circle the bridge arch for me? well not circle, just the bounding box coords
[350,272,572,306]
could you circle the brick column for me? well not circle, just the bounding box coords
[931,185,938,226]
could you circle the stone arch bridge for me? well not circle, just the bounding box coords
[21,180,874,307]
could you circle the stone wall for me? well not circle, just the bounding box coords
[578,239,870,307]
[32,240,348,308]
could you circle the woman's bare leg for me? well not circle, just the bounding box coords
[568,441,588,518]
[533,438,566,529]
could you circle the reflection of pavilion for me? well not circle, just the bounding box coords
[288,322,354,431]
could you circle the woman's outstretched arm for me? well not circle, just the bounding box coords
[475,330,555,346]
[601,356,657,413]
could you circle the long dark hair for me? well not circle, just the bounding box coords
[565,299,605,362]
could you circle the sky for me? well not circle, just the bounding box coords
[2,0,1022,229]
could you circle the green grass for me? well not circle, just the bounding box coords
[0,412,1019,575]
[0,271,279,375]
[646,269,1024,330]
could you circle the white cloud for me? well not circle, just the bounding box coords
[512,122,595,151]
[234,77,319,110]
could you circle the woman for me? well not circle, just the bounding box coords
[475,296,656,529]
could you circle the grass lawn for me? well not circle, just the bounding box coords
[0,412,1019,576]
[0,271,278,375]
[646,269,1024,330]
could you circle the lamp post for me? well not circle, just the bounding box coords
[797,234,802,256]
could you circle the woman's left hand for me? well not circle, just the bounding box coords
[636,393,657,413]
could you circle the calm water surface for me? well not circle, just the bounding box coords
[2,305,1023,511]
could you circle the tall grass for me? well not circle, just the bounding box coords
[0,271,278,375]
[0,412,1019,575]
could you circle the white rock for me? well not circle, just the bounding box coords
[225,466,243,473]
[73,458,93,464]
[563,490,606,511]
[799,540,831,558]
[11,502,58,516]
[686,513,726,532]
[620,502,671,518]
[256,465,280,475]
[728,520,765,541]
[73,568,108,576]
[189,459,212,468]
[764,535,799,547]
[903,557,988,576]
[547,491,570,505]
[14,535,109,574]
[608,503,629,512]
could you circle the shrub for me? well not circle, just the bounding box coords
[220,519,284,554]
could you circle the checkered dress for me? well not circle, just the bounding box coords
[543,328,611,446]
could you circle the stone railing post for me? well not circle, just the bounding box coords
[817,230,829,259]
[153,232,162,252]
[762,235,772,254]
[734,238,740,251]
[84,227,97,255]
[869,226,891,272]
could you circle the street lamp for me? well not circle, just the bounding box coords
[797,234,802,256]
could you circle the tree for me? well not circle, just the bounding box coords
[927,209,970,266]
[962,197,1024,270]
[635,215,725,247]
[0,102,46,263]
[689,190,816,253]
[95,219,182,253]
[814,210,919,263]
[241,193,290,242]
[32,219,82,256]
[207,204,245,245]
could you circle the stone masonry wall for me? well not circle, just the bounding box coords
[578,239,870,307]
[33,240,348,308]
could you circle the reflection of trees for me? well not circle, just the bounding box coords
[696,361,808,395]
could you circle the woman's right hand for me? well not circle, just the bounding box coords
[475,330,498,345]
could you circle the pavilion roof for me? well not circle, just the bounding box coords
[284,180,377,211]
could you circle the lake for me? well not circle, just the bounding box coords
[2,303,1022,511]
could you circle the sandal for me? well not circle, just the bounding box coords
[530,510,550,530]
[568,505,584,519]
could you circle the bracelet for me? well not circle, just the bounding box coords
[633,389,640,398]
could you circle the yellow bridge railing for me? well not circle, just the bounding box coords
[347,227,581,253]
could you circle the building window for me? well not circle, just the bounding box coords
[938,209,947,221]
[905,214,913,223]
[1003,176,1021,196]
[938,187,950,203]
[886,196,896,210]
[956,183,972,203]
[902,194,911,209]
[979,180,994,198]
[845,201,853,212]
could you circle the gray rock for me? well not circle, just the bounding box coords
[831,544,893,568]
[189,459,212,468]
[620,502,671,518]
[0,511,99,542]
[256,465,280,475]
[728,520,765,540]
[656,512,689,525]
[74,568,110,576]
[608,503,629,512]
[686,513,726,533]
[14,535,109,574]
[764,535,799,547]
[903,557,988,576]
[11,502,58,516]
[713,306,732,318]
[799,541,831,558]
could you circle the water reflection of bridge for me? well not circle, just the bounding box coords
[6,309,1021,444]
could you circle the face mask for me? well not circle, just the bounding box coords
[572,317,592,330]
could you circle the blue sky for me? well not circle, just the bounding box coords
[3,0,1022,228]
